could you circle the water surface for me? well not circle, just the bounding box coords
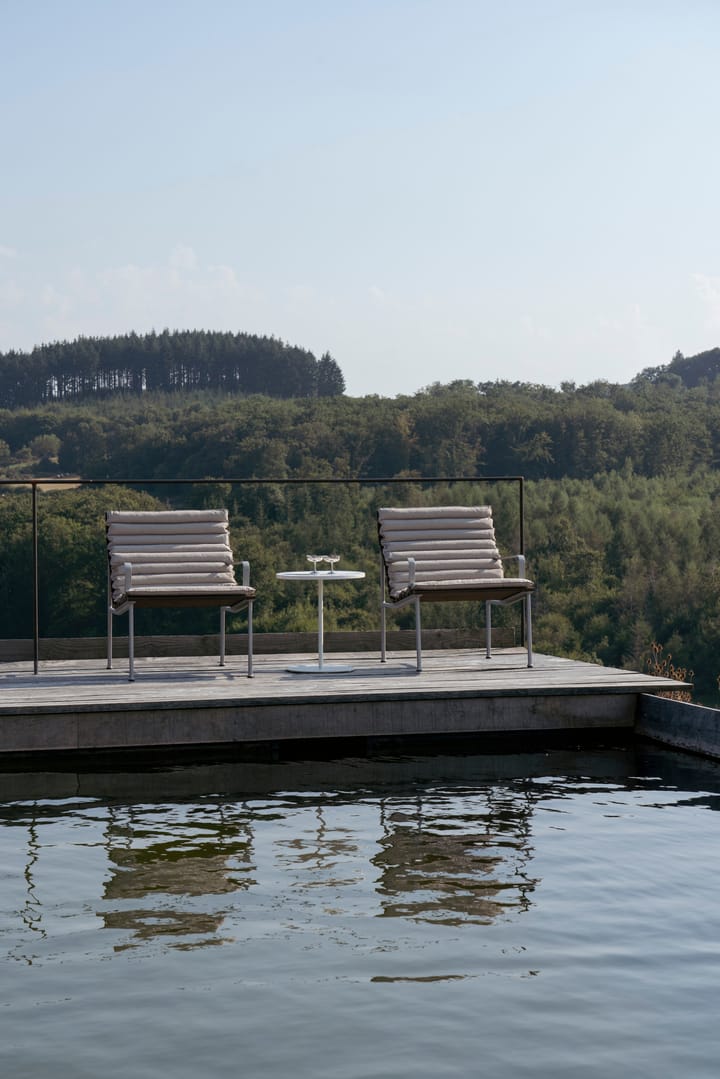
[2,744,720,1078]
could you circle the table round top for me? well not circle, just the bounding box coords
[276,569,366,581]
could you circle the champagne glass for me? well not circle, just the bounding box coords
[325,553,340,573]
[306,554,322,573]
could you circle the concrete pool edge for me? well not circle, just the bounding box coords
[636,694,720,762]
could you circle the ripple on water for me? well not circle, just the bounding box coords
[2,745,720,1078]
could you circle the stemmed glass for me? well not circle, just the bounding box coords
[324,553,340,573]
[306,554,323,573]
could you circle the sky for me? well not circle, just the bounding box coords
[2,0,720,397]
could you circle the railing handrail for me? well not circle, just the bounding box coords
[0,474,525,673]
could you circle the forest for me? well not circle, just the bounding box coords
[1,340,719,701]
[0,329,345,406]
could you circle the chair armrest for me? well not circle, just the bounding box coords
[501,554,526,577]
[240,560,251,587]
[122,561,133,593]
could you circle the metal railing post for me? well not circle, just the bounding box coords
[32,482,39,674]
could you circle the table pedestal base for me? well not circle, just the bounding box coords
[285,663,355,674]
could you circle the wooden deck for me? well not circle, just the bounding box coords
[0,648,684,757]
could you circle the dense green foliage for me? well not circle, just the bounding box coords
[1,345,719,702]
[1,369,720,480]
[637,347,720,390]
[0,330,345,407]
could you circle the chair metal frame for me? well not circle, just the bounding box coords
[106,510,255,682]
[378,506,534,673]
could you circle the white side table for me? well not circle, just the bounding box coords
[276,569,366,673]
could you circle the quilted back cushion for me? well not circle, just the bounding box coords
[106,509,237,602]
[377,505,503,598]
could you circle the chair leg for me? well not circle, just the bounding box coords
[525,593,533,668]
[414,596,422,672]
[220,606,226,666]
[247,601,253,678]
[107,604,113,670]
[380,559,387,663]
[128,603,135,682]
[485,601,492,659]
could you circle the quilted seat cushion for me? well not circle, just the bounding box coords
[378,505,527,601]
[106,509,250,605]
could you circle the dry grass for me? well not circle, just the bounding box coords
[646,642,693,702]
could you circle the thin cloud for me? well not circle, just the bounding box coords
[693,272,720,329]
[58,249,265,338]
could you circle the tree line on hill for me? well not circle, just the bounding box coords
[0,330,346,407]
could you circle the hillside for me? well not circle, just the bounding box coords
[2,353,720,480]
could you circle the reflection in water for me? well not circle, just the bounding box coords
[1,747,651,957]
[275,804,365,890]
[5,747,720,1079]
[99,804,256,951]
[247,783,540,929]
[19,820,46,945]
[4,781,543,954]
[374,788,538,925]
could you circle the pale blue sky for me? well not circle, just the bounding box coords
[2,0,719,395]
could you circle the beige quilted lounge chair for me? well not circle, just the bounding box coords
[378,505,534,672]
[106,509,255,681]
